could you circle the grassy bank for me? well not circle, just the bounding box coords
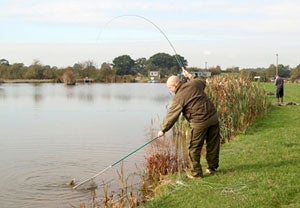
[143,83,300,208]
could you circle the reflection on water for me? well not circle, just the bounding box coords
[33,84,43,103]
[0,83,172,208]
[0,87,6,99]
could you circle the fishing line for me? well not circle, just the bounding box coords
[96,14,184,69]
[195,180,248,193]
[175,131,186,186]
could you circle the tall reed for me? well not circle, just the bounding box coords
[205,74,271,141]
[144,128,189,186]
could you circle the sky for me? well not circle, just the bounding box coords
[1,0,300,69]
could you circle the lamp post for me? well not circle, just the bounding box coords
[275,53,278,75]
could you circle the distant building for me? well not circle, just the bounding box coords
[191,71,212,77]
[83,77,94,83]
[148,71,160,83]
[149,71,160,77]
[254,76,261,81]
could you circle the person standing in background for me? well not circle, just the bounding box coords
[275,74,284,106]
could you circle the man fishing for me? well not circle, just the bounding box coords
[157,68,220,179]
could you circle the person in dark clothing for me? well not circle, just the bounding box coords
[157,69,220,178]
[275,74,284,105]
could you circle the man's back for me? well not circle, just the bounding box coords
[275,76,284,88]
[174,78,217,125]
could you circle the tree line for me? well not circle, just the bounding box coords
[239,64,300,82]
[1,53,300,83]
[0,53,189,83]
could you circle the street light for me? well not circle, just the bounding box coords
[275,53,278,75]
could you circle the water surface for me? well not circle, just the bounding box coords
[0,83,172,208]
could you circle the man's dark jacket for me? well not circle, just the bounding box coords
[161,78,217,133]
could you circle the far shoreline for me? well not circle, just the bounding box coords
[1,79,56,83]
[0,78,163,84]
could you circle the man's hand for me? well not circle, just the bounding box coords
[157,131,164,137]
[182,68,191,79]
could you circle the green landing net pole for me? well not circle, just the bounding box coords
[73,136,159,189]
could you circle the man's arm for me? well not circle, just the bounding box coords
[158,101,183,137]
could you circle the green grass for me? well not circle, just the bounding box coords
[262,82,300,104]
[143,83,300,208]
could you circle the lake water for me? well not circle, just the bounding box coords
[0,83,172,208]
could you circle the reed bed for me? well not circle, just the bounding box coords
[79,163,145,208]
[144,125,189,186]
[206,74,271,142]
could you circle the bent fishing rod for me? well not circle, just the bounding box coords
[73,136,160,189]
[96,14,185,69]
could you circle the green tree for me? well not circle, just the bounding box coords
[0,58,9,66]
[225,67,239,73]
[265,64,277,79]
[0,63,9,78]
[277,64,291,78]
[43,65,57,79]
[133,58,147,75]
[72,61,98,79]
[148,53,174,69]
[113,55,135,75]
[266,64,290,78]
[83,60,97,78]
[147,52,185,77]
[72,63,84,79]
[73,63,84,71]
[172,54,188,69]
[215,66,222,74]
[24,60,44,79]
[7,63,26,79]
[290,64,300,82]
[98,62,115,82]
[208,66,222,75]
